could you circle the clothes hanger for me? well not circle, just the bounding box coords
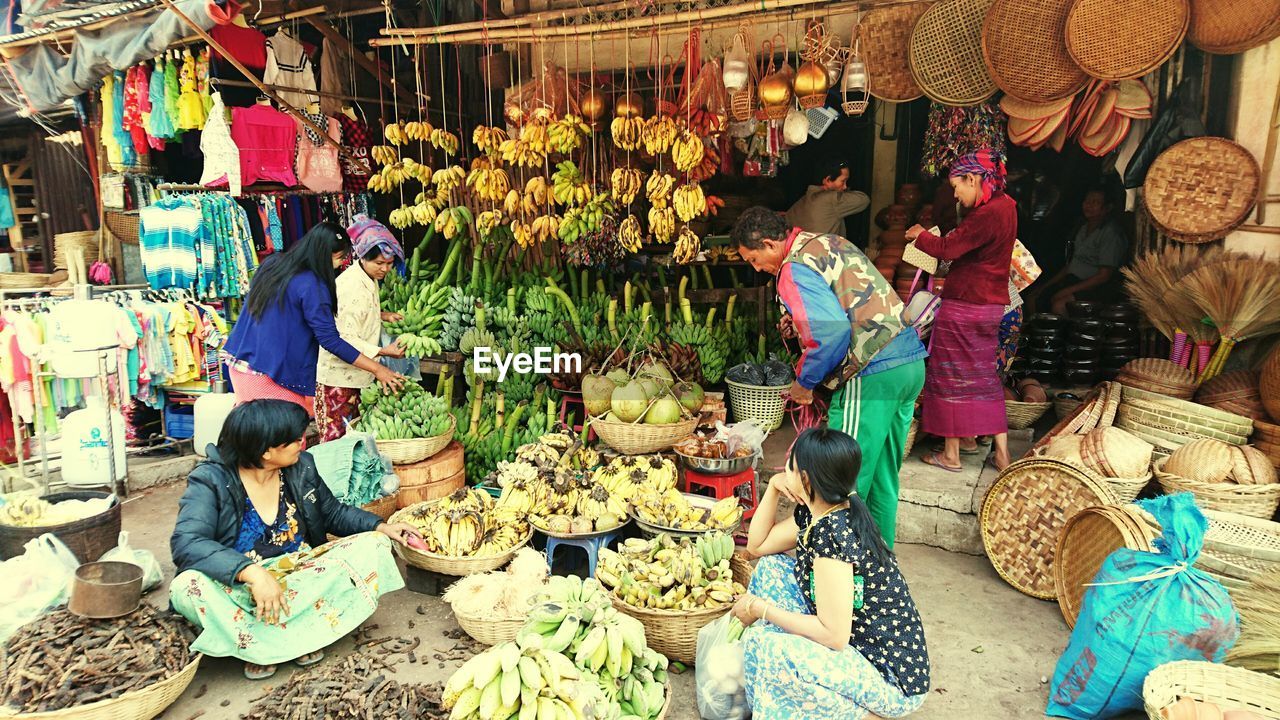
[341,104,357,121]
[232,11,250,28]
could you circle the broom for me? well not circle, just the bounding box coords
[1151,245,1223,372]
[1122,252,1183,360]
[1180,254,1280,382]
[1225,567,1280,675]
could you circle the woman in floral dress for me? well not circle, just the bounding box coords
[169,399,418,680]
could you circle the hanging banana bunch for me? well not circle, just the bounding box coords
[674,226,701,263]
[672,129,705,173]
[619,215,643,252]
[646,171,675,208]
[472,125,508,156]
[383,121,408,146]
[403,120,432,141]
[430,127,460,155]
[465,158,512,203]
[549,114,591,154]
[641,115,678,155]
[648,206,675,243]
[673,184,707,223]
[610,168,644,204]
[371,145,398,166]
[611,116,643,151]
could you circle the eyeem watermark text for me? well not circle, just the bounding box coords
[472,347,582,382]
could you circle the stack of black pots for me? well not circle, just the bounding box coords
[1061,301,1140,385]
[1020,314,1068,385]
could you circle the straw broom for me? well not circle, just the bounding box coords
[1225,567,1280,675]
[1179,254,1280,382]
[1150,245,1224,372]
[1122,251,1184,360]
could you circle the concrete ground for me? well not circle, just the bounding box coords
[101,426,1091,720]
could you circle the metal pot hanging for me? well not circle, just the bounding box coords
[840,37,869,117]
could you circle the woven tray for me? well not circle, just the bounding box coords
[1142,661,1280,720]
[1116,404,1251,445]
[1122,385,1254,430]
[980,457,1116,600]
[909,0,998,106]
[391,527,532,576]
[1189,0,1280,54]
[591,416,698,455]
[981,0,1087,102]
[374,416,457,465]
[1154,460,1280,519]
[1066,0,1189,80]
[1054,504,1158,627]
[1144,137,1261,244]
[861,2,933,102]
[0,655,202,720]
[1006,400,1052,430]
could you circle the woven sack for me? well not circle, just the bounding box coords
[1164,438,1235,483]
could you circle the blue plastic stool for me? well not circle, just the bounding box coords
[545,530,620,578]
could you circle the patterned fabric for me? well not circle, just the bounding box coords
[744,555,929,720]
[177,50,207,131]
[948,148,1006,207]
[781,230,911,383]
[138,196,201,289]
[317,263,382,389]
[295,115,343,194]
[170,533,404,664]
[234,481,307,562]
[227,363,315,416]
[920,299,1008,437]
[200,93,242,197]
[996,307,1023,378]
[346,214,403,264]
[315,383,359,442]
[264,30,319,109]
[336,115,373,193]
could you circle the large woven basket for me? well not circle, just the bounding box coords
[1189,0,1280,54]
[376,415,456,465]
[391,527,532,576]
[1065,0,1188,81]
[1122,385,1253,434]
[1142,661,1280,720]
[0,491,121,563]
[453,605,528,646]
[726,380,789,432]
[909,0,998,106]
[0,272,52,289]
[601,554,753,664]
[1054,504,1158,627]
[0,654,202,720]
[981,0,1086,103]
[54,230,100,271]
[1116,359,1198,399]
[861,2,932,102]
[1116,403,1251,445]
[1006,400,1052,430]
[1133,506,1280,589]
[591,416,697,455]
[1154,459,1280,519]
[1144,137,1261,243]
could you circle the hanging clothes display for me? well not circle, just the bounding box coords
[318,37,350,116]
[336,113,372,193]
[177,49,208,131]
[122,65,149,157]
[164,55,183,138]
[101,74,124,168]
[232,102,300,187]
[295,112,343,193]
[148,58,176,144]
[200,92,242,196]
[209,19,269,107]
[264,29,319,109]
[138,193,259,298]
[198,48,213,117]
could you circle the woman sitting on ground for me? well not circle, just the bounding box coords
[169,399,417,680]
[735,427,931,720]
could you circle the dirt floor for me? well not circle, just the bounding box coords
[107,435,1095,720]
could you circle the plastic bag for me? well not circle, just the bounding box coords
[1046,493,1240,719]
[379,331,423,379]
[696,614,749,720]
[99,531,162,592]
[0,534,80,643]
[714,421,767,456]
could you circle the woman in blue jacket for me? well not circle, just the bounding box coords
[222,222,404,416]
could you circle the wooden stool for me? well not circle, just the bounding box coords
[558,392,596,441]
[683,467,758,520]
[545,530,620,578]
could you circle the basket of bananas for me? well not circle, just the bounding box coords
[629,487,743,539]
[357,384,457,465]
[388,488,532,575]
[595,533,751,664]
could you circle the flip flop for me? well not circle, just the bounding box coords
[931,442,983,455]
[244,663,278,680]
[295,650,325,668]
[921,452,963,473]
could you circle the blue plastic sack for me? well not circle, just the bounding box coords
[1046,493,1239,719]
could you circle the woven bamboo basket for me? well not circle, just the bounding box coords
[453,606,528,646]
[1144,137,1261,244]
[1142,661,1280,720]
[1116,359,1198,399]
[601,554,753,664]
[392,527,532,576]
[1054,391,1088,421]
[375,416,456,465]
[54,230,101,271]
[591,416,698,455]
[1118,401,1252,444]
[1006,400,1052,430]
[1054,504,1158,627]
[0,654,202,720]
[103,211,141,246]
[908,0,998,106]
[1154,459,1280,519]
[726,380,789,432]
[0,272,52,289]
[981,0,1087,103]
[1189,0,1280,54]
[1066,0,1189,81]
[861,2,932,102]
[1122,385,1254,432]
[1033,443,1153,504]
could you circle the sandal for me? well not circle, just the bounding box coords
[244,662,278,680]
[295,650,325,668]
[931,442,983,456]
[921,452,963,473]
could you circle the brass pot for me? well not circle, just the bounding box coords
[759,71,793,118]
[580,90,611,123]
[794,60,830,99]
[615,92,644,118]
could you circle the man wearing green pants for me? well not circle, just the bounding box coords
[732,207,928,546]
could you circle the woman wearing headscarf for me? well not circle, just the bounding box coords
[905,149,1018,472]
[314,215,407,441]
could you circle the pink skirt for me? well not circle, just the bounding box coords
[227,365,315,417]
[920,298,1008,437]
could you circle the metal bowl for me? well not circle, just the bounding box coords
[630,492,743,539]
[673,448,759,476]
[68,561,143,619]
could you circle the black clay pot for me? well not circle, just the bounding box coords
[1098,304,1139,323]
[1029,357,1060,372]
[1066,300,1102,319]
[1062,357,1101,369]
[1029,370,1060,385]
[1062,368,1100,386]
[1065,344,1102,360]
[1028,313,1068,331]
[1027,336,1064,352]
[1028,351,1061,365]
[1105,324,1137,341]
[1027,327,1066,343]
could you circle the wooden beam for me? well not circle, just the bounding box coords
[209,77,426,105]
[302,14,419,108]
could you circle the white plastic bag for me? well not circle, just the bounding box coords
[695,614,749,720]
[99,531,162,592]
[0,534,80,643]
[714,421,768,457]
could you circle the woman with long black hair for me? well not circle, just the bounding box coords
[223,222,404,416]
[735,427,930,719]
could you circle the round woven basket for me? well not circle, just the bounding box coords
[599,554,752,664]
[1144,137,1261,243]
[981,0,1087,102]
[1122,385,1254,434]
[1054,504,1158,627]
[1142,660,1280,720]
[1065,0,1189,81]
[453,605,527,646]
[1033,443,1153,503]
[1006,400,1052,430]
[391,527,532,576]
[980,457,1116,600]
[591,416,698,455]
[0,654,202,720]
[726,380,789,432]
[1116,404,1251,445]
[374,416,456,465]
[1054,391,1089,421]
[1189,0,1280,54]
[1154,459,1280,519]
[1115,359,1198,399]
[1166,438,1238,483]
[860,2,933,101]
[909,0,998,106]
[0,272,52,289]
[54,230,100,271]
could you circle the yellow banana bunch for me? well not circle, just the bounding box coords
[648,206,675,243]
[383,121,407,146]
[430,128,460,155]
[466,163,511,203]
[591,455,678,501]
[388,205,414,230]
[641,115,678,155]
[403,120,432,141]
[411,202,438,226]
[503,189,522,218]
[431,165,466,192]
[552,161,591,207]
[524,176,550,207]
[473,125,508,155]
[672,129,705,173]
[531,214,561,244]
[367,163,409,193]
[618,215,643,252]
[645,171,675,208]
[674,225,701,263]
[370,145,398,166]
[401,157,432,184]
[511,218,534,248]
[477,209,504,236]
[610,167,643,204]
[673,183,706,222]
[434,205,475,240]
[521,121,550,156]
[611,116,643,151]
[548,114,590,153]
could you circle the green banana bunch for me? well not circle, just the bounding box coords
[441,288,479,352]
[396,332,443,358]
[441,636,592,720]
[695,532,736,568]
[356,383,452,440]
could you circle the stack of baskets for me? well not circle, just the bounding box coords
[726,379,789,432]
[1142,661,1280,720]
[1195,370,1267,422]
[1114,385,1253,453]
[1154,439,1280,519]
[0,272,52,290]
[1040,426,1154,503]
[1252,418,1280,469]
[54,230,100,271]
[1115,358,1197,400]
[1054,504,1158,627]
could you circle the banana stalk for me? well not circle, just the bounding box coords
[705,307,717,329]
[624,281,634,315]
[502,402,528,455]
[702,265,714,289]
[496,392,506,430]
[725,294,737,327]
[608,299,619,340]
[435,235,467,291]
[680,297,694,325]
[678,275,689,306]
[543,285,585,341]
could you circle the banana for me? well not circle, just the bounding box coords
[611,116,643,151]
[674,225,701,263]
[647,206,675,243]
[672,129,705,173]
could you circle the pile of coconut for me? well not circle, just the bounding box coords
[441,548,550,620]
[582,360,704,426]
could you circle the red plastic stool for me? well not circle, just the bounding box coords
[558,392,597,441]
[683,466,758,520]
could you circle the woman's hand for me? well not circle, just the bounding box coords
[376,522,421,546]
[372,366,406,393]
[905,224,926,242]
[241,564,289,626]
[731,593,766,627]
[768,470,806,504]
[378,339,406,358]
[381,311,404,323]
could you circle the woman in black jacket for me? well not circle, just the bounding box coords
[169,399,416,680]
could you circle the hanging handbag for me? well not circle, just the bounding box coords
[1009,239,1041,291]
[902,268,942,341]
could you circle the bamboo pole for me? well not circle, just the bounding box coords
[208,78,423,106]
[303,14,418,106]
[380,0,647,36]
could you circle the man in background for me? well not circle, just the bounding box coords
[786,159,870,238]
[1028,185,1129,315]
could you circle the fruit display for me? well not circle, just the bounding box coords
[442,548,551,623]
[674,433,755,460]
[671,129,705,173]
[631,487,742,533]
[581,358,699,427]
[591,455,680,503]
[391,488,529,558]
[357,382,453,441]
[597,532,745,611]
[441,636,604,720]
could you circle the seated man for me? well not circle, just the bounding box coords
[1030,186,1129,315]
[786,159,870,238]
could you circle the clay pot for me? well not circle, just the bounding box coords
[615,93,644,118]
[916,203,934,228]
[875,206,890,230]
[883,204,910,229]
[878,229,907,248]
[580,90,611,124]
[896,184,923,210]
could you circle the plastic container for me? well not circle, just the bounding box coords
[165,402,195,440]
[45,299,122,378]
[193,391,237,456]
[60,396,127,488]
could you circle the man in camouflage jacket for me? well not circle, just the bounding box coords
[732,207,927,547]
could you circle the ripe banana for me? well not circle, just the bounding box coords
[645,172,675,208]
[641,115,677,156]
[611,116,643,151]
[618,215,643,253]
[647,206,674,243]
[610,167,643,205]
[673,183,706,223]
[672,129,705,173]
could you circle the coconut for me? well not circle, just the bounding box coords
[582,373,617,416]
[637,377,662,399]
[606,368,631,385]
[675,381,705,413]
[639,361,675,388]
[644,395,683,425]
[611,381,649,423]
